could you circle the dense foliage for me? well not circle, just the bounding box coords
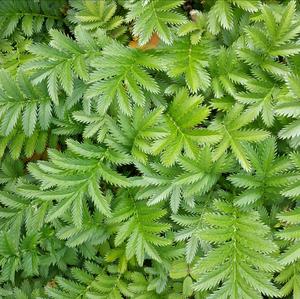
[0,0,300,298]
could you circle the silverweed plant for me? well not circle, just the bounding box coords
[0,0,300,298]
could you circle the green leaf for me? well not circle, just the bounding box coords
[22,102,37,136]
[88,179,111,217]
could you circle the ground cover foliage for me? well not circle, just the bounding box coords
[0,0,300,298]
